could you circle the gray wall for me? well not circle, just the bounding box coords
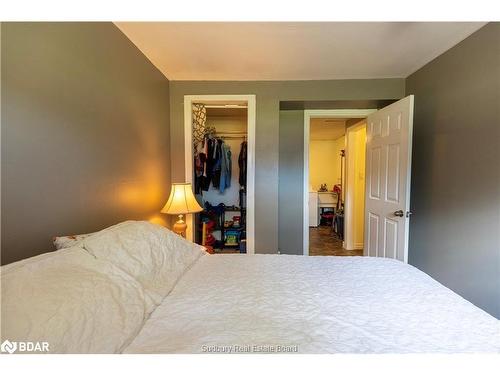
[406,23,500,318]
[1,23,171,265]
[279,110,305,255]
[170,79,405,254]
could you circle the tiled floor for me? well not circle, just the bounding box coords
[309,226,363,256]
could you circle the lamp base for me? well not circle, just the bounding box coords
[173,214,187,237]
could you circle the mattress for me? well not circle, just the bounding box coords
[124,255,500,353]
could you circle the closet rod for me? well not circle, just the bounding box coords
[216,131,247,135]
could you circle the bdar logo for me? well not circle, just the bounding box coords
[1,340,17,354]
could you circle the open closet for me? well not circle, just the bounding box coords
[191,102,248,253]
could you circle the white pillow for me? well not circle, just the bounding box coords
[82,221,206,304]
[52,232,95,250]
[52,221,131,250]
[1,246,154,353]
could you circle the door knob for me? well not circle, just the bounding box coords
[394,210,404,217]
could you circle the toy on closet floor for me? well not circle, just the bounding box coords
[201,219,216,248]
[224,229,241,247]
[232,216,241,228]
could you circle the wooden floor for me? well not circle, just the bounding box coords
[309,226,363,256]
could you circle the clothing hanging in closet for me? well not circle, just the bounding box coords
[220,142,232,193]
[194,135,238,194]
[238,141,247,190]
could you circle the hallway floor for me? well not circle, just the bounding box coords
[309,226,363,256]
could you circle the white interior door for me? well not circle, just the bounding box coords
[364,95,414,262]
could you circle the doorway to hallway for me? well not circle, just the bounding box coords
[304,109,375,256]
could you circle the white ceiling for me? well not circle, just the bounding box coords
[310,119,346,140]
[116,22,485,81]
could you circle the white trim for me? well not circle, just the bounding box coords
[403,95,415,264]
[183,94,256,255]
[303,109,376,256]
[345,120,367,251]
[303,112,310,256]
[246,97,256,255]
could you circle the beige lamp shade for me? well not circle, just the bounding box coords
[161,183,203,215]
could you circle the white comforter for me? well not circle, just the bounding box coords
[124,255,500,354]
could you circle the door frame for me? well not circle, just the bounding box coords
[345,120,367,251]
[184,94,256,255]
[303,109,376,255]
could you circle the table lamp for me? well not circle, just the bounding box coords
[161,183,203,237]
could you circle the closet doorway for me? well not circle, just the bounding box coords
[184,95,256,255]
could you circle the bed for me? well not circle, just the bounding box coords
[1,221,499,354]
